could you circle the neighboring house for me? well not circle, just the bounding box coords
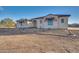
[16,14,70,29]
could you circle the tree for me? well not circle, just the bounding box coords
[0,18,16,28]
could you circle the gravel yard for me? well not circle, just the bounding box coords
[0,28,79,53]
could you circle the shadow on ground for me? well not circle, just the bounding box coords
[0,28,79,39]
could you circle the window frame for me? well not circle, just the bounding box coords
[61,19,64,23]
[48,18,53,25]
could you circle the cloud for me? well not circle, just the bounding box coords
[0,7,4,11]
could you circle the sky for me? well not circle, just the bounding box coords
[0,6,79,24]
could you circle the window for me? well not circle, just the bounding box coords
[61,19,64,23]
[48,18,53,25]
[20,22,23,26]
[40,20,42,23]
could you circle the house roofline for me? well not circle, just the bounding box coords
[32,14,71,20]
[16,19,27,22]
[47,14,71,17]
[16,14,71,22]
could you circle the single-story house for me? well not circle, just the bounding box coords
[16,14,70,29]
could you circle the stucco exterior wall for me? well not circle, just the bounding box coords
[36,16,57,29]
[36,19,40,28]
[36,15,68,29]
[58,17,68,29]
[16,15,69,29]
[16,21,34,28]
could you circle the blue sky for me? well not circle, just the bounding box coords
[0,6,79,24]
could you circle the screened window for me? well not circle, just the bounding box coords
[61,19,64,23]
[40,20,42,23]
[20,22,23,26]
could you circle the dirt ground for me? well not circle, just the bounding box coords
[0,28,79,53]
